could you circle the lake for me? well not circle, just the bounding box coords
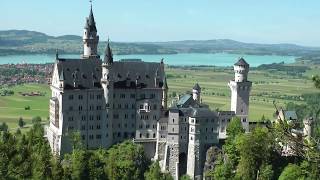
[0,53,296,67]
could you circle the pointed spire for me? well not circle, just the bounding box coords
[104,39,113,64]
[87,1,97,32]
[193,83,201,91]
[55,49,59,60]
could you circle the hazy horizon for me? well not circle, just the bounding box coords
[2,0,320,46]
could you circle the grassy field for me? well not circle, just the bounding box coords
[165,66,318,121]
[0,84,50,129]
[0,66,318,130]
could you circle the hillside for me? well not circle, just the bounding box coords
[1,30,320,56]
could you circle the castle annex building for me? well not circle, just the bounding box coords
[46,6,252,180]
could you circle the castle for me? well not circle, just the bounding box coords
[45,6,252,179]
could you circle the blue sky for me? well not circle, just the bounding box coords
[1,0,320,46]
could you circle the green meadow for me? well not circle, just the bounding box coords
[0,66,318,130]
[0,84,50,129]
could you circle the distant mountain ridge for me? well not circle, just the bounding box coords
[0,30,319,56]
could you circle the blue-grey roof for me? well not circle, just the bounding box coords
[284,111,298,121]
[177,94,192,106]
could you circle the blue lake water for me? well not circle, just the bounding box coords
[0,53,296,67]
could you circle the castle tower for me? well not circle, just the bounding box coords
[101,40,114,147]
[187,117,202,179]
[192,83,201,103]
[303,117,314,141]
[228,58,252,132]
[83,5,99,58]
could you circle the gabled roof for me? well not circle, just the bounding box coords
[234,57,249,66]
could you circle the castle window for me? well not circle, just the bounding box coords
[125,114,128,119]
[106,124,109,128]
[125,104,128,109]
[78,95,83,100]
[97,125,101,129]
[153,104,157,110]
[97,115,101,120]
[153,115,157,120]
[131,114,135,119]
[243,118,247,122]
[106,133,108,137]
[153,124,156,129]
[120,94,125,98]
[96,135,101,139]
[146,124,150,128]
[153,133,156,138]
[140,133,142,138]
[78,106,83,111]
[150,94,155,99]
[68,116,74,121]
[131,133,135,138]
[81,125,85,130]
[124,132,128,138]
[118,124,121,128]
[132,104,135,109]
[113,114,119,119]
[69,95,74,100]
[140,94,145,99]
[118,132,121,137]
[130,94,136,99]
[118,104,121,109]
[81,116,86,121]
[140,105,144,109]
[172,119,175,123]
[82,135,85,140]
[97,94,102,99]
[172,128,174,132]
[69,106,73,111]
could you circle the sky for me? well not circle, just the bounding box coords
[1,0,320,46]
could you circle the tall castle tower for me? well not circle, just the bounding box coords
[82,5,99,58]
[228,58,252,131]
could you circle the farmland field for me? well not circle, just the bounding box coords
[0,66,318,130]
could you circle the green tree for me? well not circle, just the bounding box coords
[226,117,245,139]
[235,127,274,180]
[312,75,320,89]
[31,116,42,124]
[106,141,150,180]
[145,161,173,180]
[258,164,273,180]
[0,122,8,132]
[18,117,25,128]
[180,174,191,180]
[278,164,304,180]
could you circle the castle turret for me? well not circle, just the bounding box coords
[228,58,252,132]
[83,5,99,58]
[192,83,201,103]
[101,40,114,148]
[303,117,314,141]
